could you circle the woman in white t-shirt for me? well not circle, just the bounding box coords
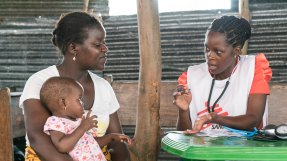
[20,12,130,161]
[173,15,272,135]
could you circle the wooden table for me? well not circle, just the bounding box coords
[161,132,287,160]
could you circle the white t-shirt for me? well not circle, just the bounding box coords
[187,55,268,133]
[19,65,120,145]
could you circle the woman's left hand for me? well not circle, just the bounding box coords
[185,113,213,134]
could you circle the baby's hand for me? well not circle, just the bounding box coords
[109,133,132,145]
[79,110,97,131]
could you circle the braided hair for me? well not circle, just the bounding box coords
[51,12,104,55]
[208,15,251,49]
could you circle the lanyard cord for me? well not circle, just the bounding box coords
[207,56,240,113]
[207,78,230,113]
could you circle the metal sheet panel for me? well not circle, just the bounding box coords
[0,1,286,91]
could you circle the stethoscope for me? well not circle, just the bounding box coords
[206,56,287,140]
[261,124,287,140]
[207,57,240,113]
[224,124,287,140]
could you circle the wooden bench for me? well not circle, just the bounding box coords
[1,82,287,160]
[113,81,178,127]
[0,81,179,161]
[0,87,14,161]
[114,82,287,126]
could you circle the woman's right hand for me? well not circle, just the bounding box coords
[109,133,132,145]
[80,110,98,131]
[173,85,192,111]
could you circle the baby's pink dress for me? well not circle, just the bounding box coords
[44,116,106,161]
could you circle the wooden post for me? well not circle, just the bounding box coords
[0,87,13,161]
[82,0,90,12]
[130,0,162,160]
[239,0,250,55]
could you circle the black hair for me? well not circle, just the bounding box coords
[51,11,104,55]
[40,77,82,111]
[208,15,251,48]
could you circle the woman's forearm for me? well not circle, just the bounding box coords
[29,132,73,161]
[211,94,267,131]
[24,100,73,161]
[212,114,258,131]
[95,135,113,148]
[176,109,192,130]
[106,112,130,161]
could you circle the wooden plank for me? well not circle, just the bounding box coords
[114,82,287,128]
[239,0,251,55]
[0,87,13,161]
[113,81,177,127]
[82,0,89,12]
[8,82,287,139]
[10,92,25,138]
[268,84,287,125]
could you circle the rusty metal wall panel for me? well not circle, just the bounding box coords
[0,0,108,91]
[104,6,287,82]
[0,0,109,17]
[0,1,287,92]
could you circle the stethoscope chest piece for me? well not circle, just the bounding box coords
[263,124,276,137]
[262,124,287,140]
[275,124,287,139]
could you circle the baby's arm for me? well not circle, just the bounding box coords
[96,133,132,148]
[49,129,84,152]
[49,111,97,152]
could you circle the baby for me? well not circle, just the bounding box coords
[40,77,131,161]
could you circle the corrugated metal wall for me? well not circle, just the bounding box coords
[1,1,286,160]
[0,0,109,17]
[1,0,287,92]
[0,0,108,91]
[104,3,287,82]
